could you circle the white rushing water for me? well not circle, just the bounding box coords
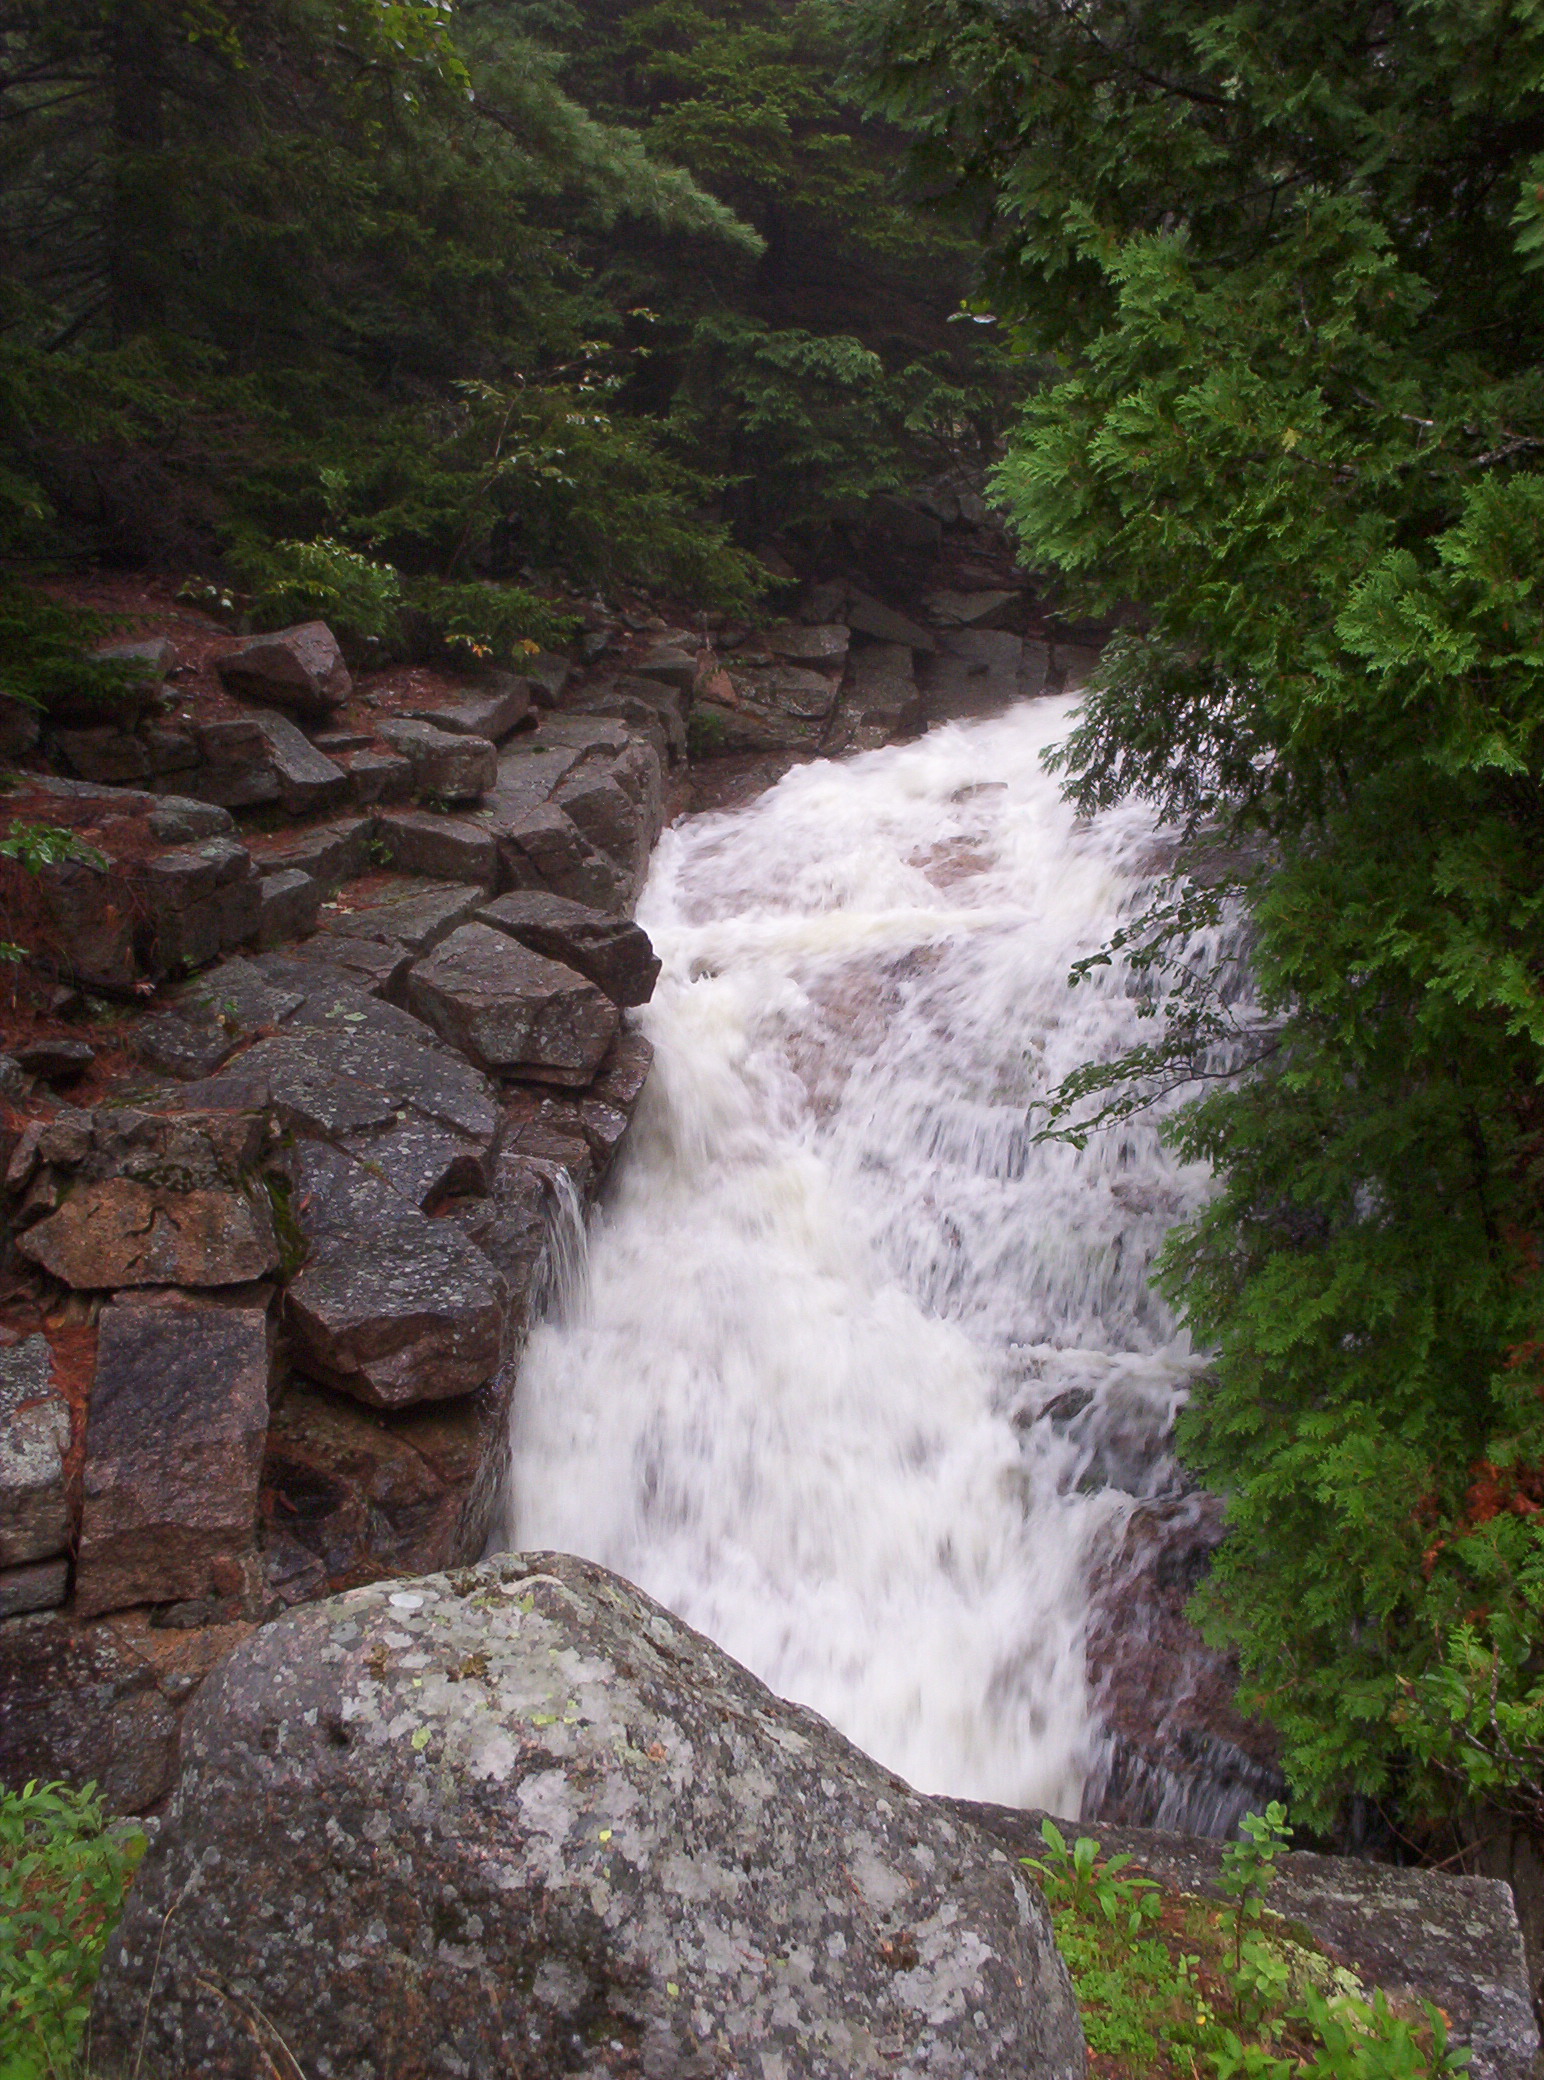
[498,695,1219,1813]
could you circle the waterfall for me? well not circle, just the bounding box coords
[497,695,1219,1814]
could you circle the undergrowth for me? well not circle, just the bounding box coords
[0,1781,146,2080]
[1028,1813,1469,2080]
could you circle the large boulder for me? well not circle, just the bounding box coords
[216,621,351,716]
[91,1551,1085,2080]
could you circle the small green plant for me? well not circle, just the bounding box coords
[1023,1815,1469,2080]
[0,825,109,876]
[686,706,728,760]
[0,1778,146,2078]
[1219,1801,1293,2024]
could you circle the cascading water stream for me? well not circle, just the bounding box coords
[497,695,1225,1815]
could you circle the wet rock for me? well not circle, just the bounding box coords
[0,1334,71,1566]
[144,834,262,976]
[552,768,649,898]
[256,866,322,947]
[16,1176,281,1290]
[128,956,307,1078]
[483,737,584,822]
[187,715,283,808]
[374,807,498,887]
[408,677,531,742]
[845,590,939,652]
[283,931,411,999]
[143,723,202,776]
[766,621,851,668]
[147,795,236,844]
[1052,640,1103,693]
[631,640,698,692]
[731,661,841,721]
[0,1558,69,1618]
[590,1025,654,1113]
[261,1381,487,1597]
[493,801,630,913]
[323,877,481,954]
[255,812,376,890]
[380,717,497,802]
[30,852,140,990]
[476,889,660,1006]
[573,677,687,766]
[1081,1494,1286,1838]
[15,1036,95,1084]
[247,708,350,815]
[92,1550,1085,2080]
[0,693,40,756]
[52,725,152,785]
[340,745,414,805]
[407,921,618,1083]
[0,1613,184,1813]
[918,630,1047,726]
[922,589,1020,630]
[525,649,570,706]
[96,635,177,679]
[75,1287,275,1620]
[216,620,351,716]
[282,1140,506,1409]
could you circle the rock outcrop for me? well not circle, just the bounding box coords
[91,1551,1086,2080]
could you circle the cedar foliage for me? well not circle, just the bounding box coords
[856,0,1544,1835]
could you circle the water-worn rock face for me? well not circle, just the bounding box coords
[91,1551,1087,2080]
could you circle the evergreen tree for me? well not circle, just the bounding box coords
[858,0,1544,1834]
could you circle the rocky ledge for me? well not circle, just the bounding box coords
[0,614,685,1808]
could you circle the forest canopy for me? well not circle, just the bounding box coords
[856,0,1544,1838]
[0,0,1010,663]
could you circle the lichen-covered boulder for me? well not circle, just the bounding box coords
[91,1551,1085,2080]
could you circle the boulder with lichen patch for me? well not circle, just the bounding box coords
[90,1550,1085,2080]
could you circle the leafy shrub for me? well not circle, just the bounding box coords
[1026,1817,1468,2080]
[404,579,580,667]
[228,535,404,643]
[0,1780,146,2079]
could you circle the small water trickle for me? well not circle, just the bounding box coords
[496,696,1229,1813]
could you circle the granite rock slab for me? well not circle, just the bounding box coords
[92,1551,1085,2080]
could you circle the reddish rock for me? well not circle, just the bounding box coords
[74,1287,275,1620]
[407,921,618,1082]
[216,621,351,716]
[17,1176,280,1290]
[0,1613,183,1812]
[0,1557,69,1617]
